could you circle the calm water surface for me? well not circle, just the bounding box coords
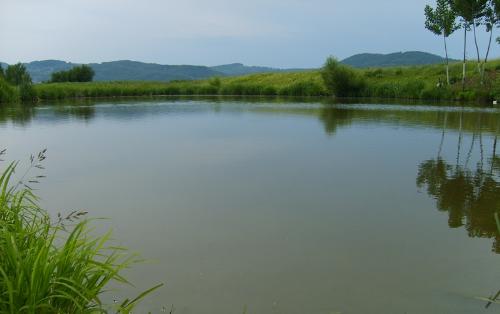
[1,98,500,314]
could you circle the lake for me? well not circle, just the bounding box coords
[1,98,499,314]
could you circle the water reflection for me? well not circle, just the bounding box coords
[2,98,500,313]
[2,98,500,135]
[53,105,96,121]
[417,112,500,253]
[0,103,37,126]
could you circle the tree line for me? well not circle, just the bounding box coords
[50,65,94,83]
[424,0,499,88]
[0,63,36,102]
[0,63,95,103]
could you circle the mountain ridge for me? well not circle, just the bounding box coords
[341,51,456,68]
[1,51,452,82]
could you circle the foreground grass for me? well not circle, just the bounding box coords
[1,59,499,103]
[0,150,161,313]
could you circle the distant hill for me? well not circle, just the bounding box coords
[90,60,222,82]
[0,60,301,83]
[25,60,75,82]
[0,60,313,83]
[212,63,287,76]
[0,60,225,83]
[0,52,456,83]
[341,51,455,68]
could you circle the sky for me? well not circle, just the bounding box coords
[0,0,498,68]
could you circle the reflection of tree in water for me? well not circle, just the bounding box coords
[417,112,500,253]
[318,107,354,135]
[0,104,36,126]
[0,103,98,126]
[54,106,96,122]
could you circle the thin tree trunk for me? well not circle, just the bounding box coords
[482,28,493,83]
[491,135,497,175]
[443,34,450,85]
[438,112,448,158]
[479,130,484,171]
[465,132,476,168]
[457,111,463,166]
[462,26,467,91]
[472,20,482,80]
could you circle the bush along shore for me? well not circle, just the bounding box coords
[0,59,499,104]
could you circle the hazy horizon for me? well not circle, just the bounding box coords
[1,0,499,68]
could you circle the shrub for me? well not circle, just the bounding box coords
[279,81,325,96]
[208,77,222,90]
[5,63,32,86]
[19,81,37,102]
[492,79,500,100]
[0,151,162,313]
[420,86,452,100]
[372,82,399,98]
[401,80,426,99]
[262,86,278,96]
[322,57,366,97]
[364,68,384,78]
[51,65,95,83]
[220,84,244,95]
[0,77,19,103]
[3,63,37,103]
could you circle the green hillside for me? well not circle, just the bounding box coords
[341,51,456,68]
[90,60,221,82]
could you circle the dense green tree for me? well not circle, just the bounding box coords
[321,57,365,97]
[494,0,500,43]
[3,63,37,102]
[0,64,4,79]
[425,0,459,85]
[5,63,32,86]
[450,0,488,83]
[50,65,95,83]
[478,0,499,81]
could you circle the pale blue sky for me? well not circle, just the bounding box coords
[1,0,498,67]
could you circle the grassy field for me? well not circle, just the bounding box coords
[1,59,499,103]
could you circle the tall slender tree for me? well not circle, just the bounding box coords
[450,0,488,84]
[495,0,500,44]
[481,1,498,81]
[450,0,471,89]
[425,0,459,85]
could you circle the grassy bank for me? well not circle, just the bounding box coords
[32,70,327,100]
[1,60,500,103]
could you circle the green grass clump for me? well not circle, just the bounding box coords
[0,77,19,104]
[0,150,161,313]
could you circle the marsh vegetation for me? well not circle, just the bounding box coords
[0,149,161,313]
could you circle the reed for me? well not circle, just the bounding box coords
[0,149,161,313]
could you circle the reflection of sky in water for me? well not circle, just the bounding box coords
[0,99,500,314]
